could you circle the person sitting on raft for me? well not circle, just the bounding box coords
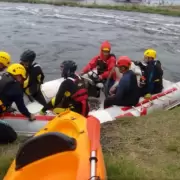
[0,63,36,121]
[0,51,11,72]
[108,60,142,95]
[134,49,163,99]
[80,41,116,91]
[40,60,89,117]
[104,56,140,108]
[20,49,47,106]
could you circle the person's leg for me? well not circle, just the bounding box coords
[104,78,115,97]
[104,96,116,109]
[33,90,47,106]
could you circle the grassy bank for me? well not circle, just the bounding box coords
[1,107,180,179]
[1,0,180,17]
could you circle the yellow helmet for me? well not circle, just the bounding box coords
[0,51,11,67]
[144,49,156,59]
[6,63,26,79]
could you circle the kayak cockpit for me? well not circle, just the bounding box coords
[15,132,76,170]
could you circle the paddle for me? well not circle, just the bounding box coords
[87,116,101,180]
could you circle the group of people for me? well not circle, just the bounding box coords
[0,40,163,120]
[0,50,46,121]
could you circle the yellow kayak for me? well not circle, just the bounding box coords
[4,110,107,180]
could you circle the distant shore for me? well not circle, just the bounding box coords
[1,0,180,17]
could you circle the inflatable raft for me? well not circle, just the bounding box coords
[4,110,106,180]
[1,67,180,135]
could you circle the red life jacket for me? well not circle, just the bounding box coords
[68,76,88,116]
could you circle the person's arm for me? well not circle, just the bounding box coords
[28,66,43,95]
[14,96,31,118]
[100,57,116,79]
[155,61,163,77]
[81,56,99,74]
[10,84,31,118]
[114,75,129,99]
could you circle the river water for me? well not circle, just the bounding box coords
[0,2,180,82]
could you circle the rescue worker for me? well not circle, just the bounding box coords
[0,63,36,121]
[0,51,11,72]
[40,60,89,117]
[20,49,47,106]
[104,56,140,108]
[134,49,163,98]
[80,41,116,97]
[81,41,116,82]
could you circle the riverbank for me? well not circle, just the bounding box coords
[1,107,180,179]
[1,0,180,17]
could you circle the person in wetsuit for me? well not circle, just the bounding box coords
[0,63,36,121]
[40,60,89,117]
[0,51,11,72]
[104,56,140,108]
[20,49,47,106]
[134,49,163,99]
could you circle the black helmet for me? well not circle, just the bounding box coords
[60,60,77,78]
[20,50,36,63]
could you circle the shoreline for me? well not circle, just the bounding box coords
[0,0,180,17]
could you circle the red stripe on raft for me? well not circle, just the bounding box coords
[0,113,55,121]
[0,87,178,121]
[121,87,178,111]
[116,112,134,118]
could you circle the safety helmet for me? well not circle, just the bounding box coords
[101,41,111,52]
[6,63,26,79]
[20,49,36,63]
[144,49,156,59]
[0,51,11,67]
[117,56,132,68]
[60,60,77,78]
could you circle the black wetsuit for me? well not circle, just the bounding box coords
[0,73,31,117]
[135,60,163,96]
[42,75,89,117]
[25,63,47,106]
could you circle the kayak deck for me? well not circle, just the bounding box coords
[4,111,106,180]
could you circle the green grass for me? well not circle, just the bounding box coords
[2,107,180,179]
[1,0,180,17]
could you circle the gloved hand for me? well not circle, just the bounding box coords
[144,93,151,99]
[29,114,36,121]
[39,109,47,115]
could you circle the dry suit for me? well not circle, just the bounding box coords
[41,75,89,117]
[82,41,116,80]
[82,41,116,96]
[104,70,140,108]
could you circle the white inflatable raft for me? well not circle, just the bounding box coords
[1,67,180,135]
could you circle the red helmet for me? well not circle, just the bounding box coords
[117,56,131,68]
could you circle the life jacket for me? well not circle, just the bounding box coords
[0,73,15,112]
[96,54,116,75]
[23,63,44,93]
[67,76,88,116]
